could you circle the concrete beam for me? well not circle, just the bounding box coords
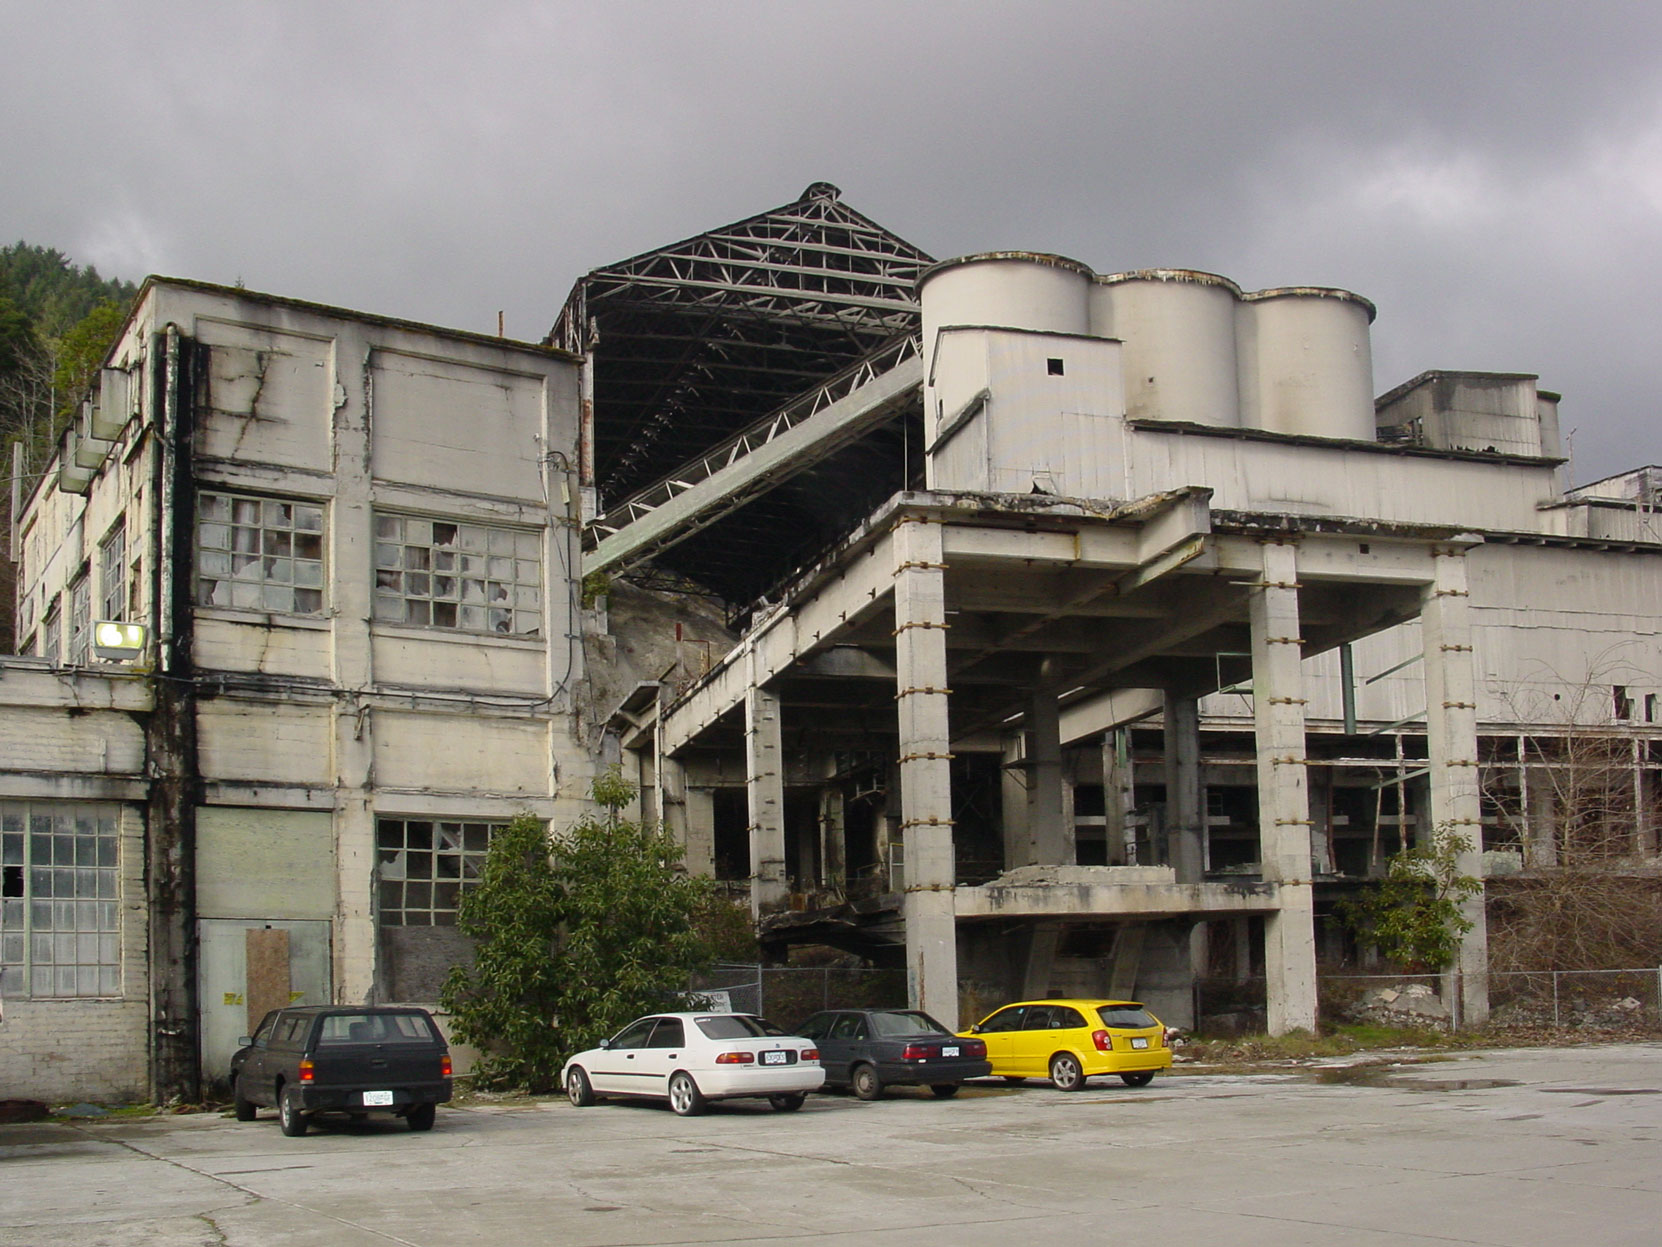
[955,870,1280,918]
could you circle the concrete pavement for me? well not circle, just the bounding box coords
[2,1044,1660,1246]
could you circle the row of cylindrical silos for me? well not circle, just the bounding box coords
[918,252,1378,441]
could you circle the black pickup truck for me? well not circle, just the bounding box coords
[230,1005,452,1136]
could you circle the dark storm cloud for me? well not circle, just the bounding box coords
[3,0,1655,481]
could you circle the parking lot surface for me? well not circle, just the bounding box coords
[3,1044,1660,1246]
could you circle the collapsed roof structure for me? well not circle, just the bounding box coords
[552,182,932,613]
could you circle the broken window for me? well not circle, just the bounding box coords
[374,818,501,926]
[67,572,91,666]
[0,802,122,999]
[41,600,60,664]
[196,490,325,613]
[99,521,127,622]
[371,513,541,636]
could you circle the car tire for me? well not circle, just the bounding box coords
[668,1071,707,1117]
[1120,1071,1155,1088]
[929,1083,960,1099]
[405,1103,436,1131]
[1049,1053,1086,1092]
[566,1065,597,1107]
[232,1079,257,1122]
[768,1093,806,1112]
[278,1086,308,1137]
[851,1064,883,1101]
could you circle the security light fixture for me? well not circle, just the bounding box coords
[92,620,147,662]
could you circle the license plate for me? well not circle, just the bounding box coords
[762,1050,789,1065]
[362,1090,394,1106]
[1131,1037,1149,1049]
[941,1045,960,1057]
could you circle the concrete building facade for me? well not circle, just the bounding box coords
[3,279,590,1100]
[3,189,1657,1100]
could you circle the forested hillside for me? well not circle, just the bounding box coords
[1,243,139,652]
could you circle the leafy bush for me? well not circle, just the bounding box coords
[440,772,732,1092]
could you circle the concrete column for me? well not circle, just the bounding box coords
[1422,545,1489,1026]
[892,515,959,1028]
[1231,916,1253,982]
[1025,665,1068,865]
[745,668,789,917]
[1021,922,1063,999]
[1109,922,1146,1000]
[1165,693,1205,883]
[1103,731,1132,864]
[683,785,715,877]
[1251,540,1318,1034]
[1001,732,1028,868]
[819,788,846,895]
[658,748,689,848]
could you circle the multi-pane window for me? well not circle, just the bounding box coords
[197,491,325,613]
[67,573,91,666]
[42,602,60,663]
[375,818,501,926]
[0,802,121,998]
[373,515,541,636]
[99,522,127,621]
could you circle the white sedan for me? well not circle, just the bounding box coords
[562,1012,824,1115]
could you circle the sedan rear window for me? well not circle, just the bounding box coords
[869,1011,947,1037]
[1097,1005,1158,1029]
[695,1014,786,1040]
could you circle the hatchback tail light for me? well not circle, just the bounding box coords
[1091,1030,1112,1052]
[298,1058,315,1083]
[801,1047,820,1062]
[901,1044,931,1061]
[963,1039,987,1058]
[441,1054,453,1078]
[714,1051,755,1065]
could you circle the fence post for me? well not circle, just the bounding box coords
[757,965,765,1019]
[1656,966,1661,1023]
[1552,970,1559,1027]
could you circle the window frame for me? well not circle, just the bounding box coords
[195,489,326,616]
[371,512,542,637]
[67,571,91,666]
[99,520,127,622]
[374,817,506,928]
[0,801,122,1000]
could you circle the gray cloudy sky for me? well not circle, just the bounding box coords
[4,0,1657,484]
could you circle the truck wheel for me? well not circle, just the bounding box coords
[232,1079,257,1122]
[405,1103,436,1131]
[278,1086,308,1137]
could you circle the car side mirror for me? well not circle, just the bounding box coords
[968,1024,982,1034]
[598,1038,612,1050]
[237,1036,252,1046]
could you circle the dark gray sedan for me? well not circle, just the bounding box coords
[794,1009,991,1100]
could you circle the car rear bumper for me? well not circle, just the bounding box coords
[294,1080,452,1112]
[1085,1050,1173,1076]
[874,1058,993,1085]
[696,1064,825,1100]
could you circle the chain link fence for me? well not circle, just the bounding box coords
[1195,967,1662,1034]
[689,963,908,1029]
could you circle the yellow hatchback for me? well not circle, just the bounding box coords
[960,999,1172,1091]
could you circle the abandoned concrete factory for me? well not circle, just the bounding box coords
[4,183,1659,1102]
